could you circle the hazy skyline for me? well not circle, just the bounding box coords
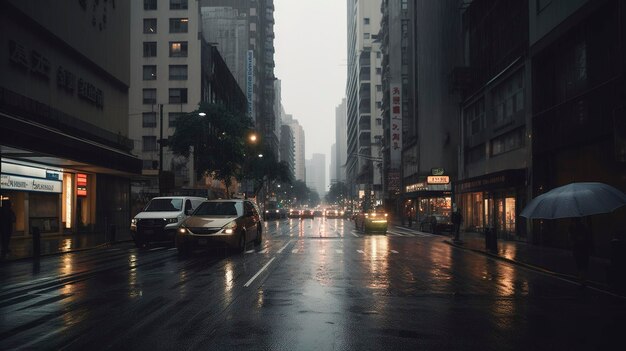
[274,0,347,193]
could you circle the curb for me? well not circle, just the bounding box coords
[442,239,624,298]
[0,239,134,264]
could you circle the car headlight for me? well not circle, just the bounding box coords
[222,221,237,235]
[164,218,178,224]
[265,210,269,213]
[131,218,137,225]
[178,227,188,235]
[275,210,279,213]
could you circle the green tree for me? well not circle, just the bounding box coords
[325,181,349,206]
[243,146,292,198]
[169,102,253,198]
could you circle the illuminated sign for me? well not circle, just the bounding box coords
[431,168,445,176]
[77,173,88,197]
[405,182,426,193]
[1,174,62,193]
[427,176,450,184]
[390,83,402,167]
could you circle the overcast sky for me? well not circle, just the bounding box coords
[274,0,347,190]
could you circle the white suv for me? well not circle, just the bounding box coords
[131,196,206,248]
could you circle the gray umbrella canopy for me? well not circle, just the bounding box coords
[520,182,626,219]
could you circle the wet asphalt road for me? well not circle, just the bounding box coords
[1,218,625,350]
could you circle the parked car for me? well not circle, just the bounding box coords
[176,199,262,255]
[130,196,206,248]
[354,207,388,234]
[419,214,453,234]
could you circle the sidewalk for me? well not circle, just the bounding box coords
[391,219,619,295]
[0,231,133,262]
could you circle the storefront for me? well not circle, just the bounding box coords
[454,169,527,241]
[403,181,452,224]
[0,159,96,236]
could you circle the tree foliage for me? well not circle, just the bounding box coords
[243,146,292,197]
[168,102,253,198]
[325,181,349,205]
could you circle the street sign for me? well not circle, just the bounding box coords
[427,175,450,184]
[431,168,445,176]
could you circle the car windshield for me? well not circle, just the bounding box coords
[194,201,241,216]
[144,199,183,212]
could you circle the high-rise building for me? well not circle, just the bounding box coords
[1,0,141,237]
[306,153,326,199]
[129,0,246,197]
[335,98,348,184]
[330,143,337,184]
[283,113,306,182]
[346,0,384,205]
[200,0,278,156]
[279,124,295,181]
[200,6,248,90]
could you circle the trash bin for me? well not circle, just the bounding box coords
[485,227,497,253]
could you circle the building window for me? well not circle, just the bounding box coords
[143,65,157,80]
[376,118,382,126]
[142,112,157,128]
[493,70,524,126]
[376,67,382,75]
[169,88,188,104]
[465,98,485,136]
[467,143,486,163]
[401,0,408,10]
[143,136,157,152]
[364,33,370,39]
[364,18,370,25]
[169,65,188,80]
[143,42,157,57]
[491,128,525,156]
[142,159,157,170]
[376,85,382,92]
[169,18,189,33]
[169,41,188,57]
[169,112,185,127]
[170,0,188,10]
[143,89,156,104]
[144,0,157,10]
[143,18,157,33]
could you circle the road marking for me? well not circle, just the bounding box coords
[277,240,292,254]
[357,250,365,254]
[292,248,299,254]
[149,247,164,251]
[352,232,360,237]
[245,249,255,254]
[244,257,276,287]
[167,247,177,251]
[259,248,269,254]
[319,249,325,254]
[391,250,399,254]
[336,249,343,254]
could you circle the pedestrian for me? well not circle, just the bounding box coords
[569,217,593,287]
[452,208,463,242]
[0,200,16,259]
[608,230,626,294]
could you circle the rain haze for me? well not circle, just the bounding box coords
[274,0,347,194]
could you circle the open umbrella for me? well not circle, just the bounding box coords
[520,182,626,219]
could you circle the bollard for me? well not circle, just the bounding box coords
[32,226,41,258]
[484,227,497,253]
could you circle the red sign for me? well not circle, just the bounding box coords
[77,173,87,197]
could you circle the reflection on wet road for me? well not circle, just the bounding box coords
[1,218,624,350]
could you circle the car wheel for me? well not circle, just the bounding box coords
[238,232,247,253]
[254,225,262,246]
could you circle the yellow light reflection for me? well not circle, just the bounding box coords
[61,255,73,275]
[224,261,234,291]
[61,238,72,252]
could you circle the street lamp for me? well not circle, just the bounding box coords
[198,112,206,117]
[249,133,258,143]
[258,154,264,158]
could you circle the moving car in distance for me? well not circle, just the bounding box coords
[354,206,388,234]
[176,199,262,255]
[288,208,301,218]
[263,200,286,220]
[419,214,453,234]
[300,208,315,219]
[324,208,342,218]
[131,196,205,248]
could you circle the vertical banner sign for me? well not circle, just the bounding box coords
[77,173,87,197]
[246,50,255,121]
[390,83,402,167]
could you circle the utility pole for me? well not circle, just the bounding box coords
[159,104,163,173]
